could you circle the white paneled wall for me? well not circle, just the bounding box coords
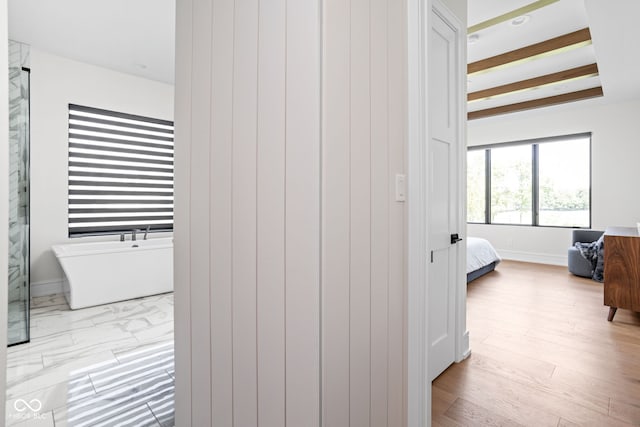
[176,0,407,425]
[322,0,407,425]
[174,0,320,425]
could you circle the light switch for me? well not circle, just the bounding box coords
[395,174,406,202]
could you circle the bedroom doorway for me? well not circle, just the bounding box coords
[407,0,468,424]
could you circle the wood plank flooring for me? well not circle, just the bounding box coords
[433,260,640,427]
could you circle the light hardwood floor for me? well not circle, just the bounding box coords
[433,260,640,427]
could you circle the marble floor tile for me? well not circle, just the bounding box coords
[133,320,174,343]
[111,340,172,361]
[29,301,98,340]
[8,333,74,366]
[40,332,138,367]
[30,303,115,326]
[90,294,173,327]
[31,294,67,309]
[7,352,117,398]
[54,404,161,427]
[6,359,44,387]
[54,373,171,427]
[147,386,175,427]
[70,322,138,344]
[7,293,175,427]
[112,341,173,365]
[29,318,94,340]
[90,344,174,394]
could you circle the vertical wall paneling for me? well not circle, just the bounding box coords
[322,0,407,425]
[386,2,407,425]
[349,0,372,424]
[175,0,409,423]
[322,0,352,424]
[176,0,320,425]
[231,0,260,424]
[190,0,214,424]
[210,0,235,423]
[285,0,322,424]
[173,0,193,424]
[370,0,390,425]
[256,0,287,425]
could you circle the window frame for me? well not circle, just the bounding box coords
[467,132,592,229]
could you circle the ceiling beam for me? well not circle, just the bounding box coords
[468,63,599,101]
[468,28,592,75]
[468,0,560,34]
[468,86,603,120]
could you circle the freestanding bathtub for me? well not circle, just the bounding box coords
[52,238,173,309]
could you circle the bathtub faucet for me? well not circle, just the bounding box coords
[132,229,139,241]
[144,225,151,240]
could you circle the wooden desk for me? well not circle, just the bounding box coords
[604,226,640,321]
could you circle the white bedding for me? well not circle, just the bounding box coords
[467,237,501,274]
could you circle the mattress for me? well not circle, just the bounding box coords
[467,237,501,274]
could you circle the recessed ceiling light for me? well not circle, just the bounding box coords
[467,34,480,44]
[510,15,530,26]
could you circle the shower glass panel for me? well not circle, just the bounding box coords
[8,41,30,346]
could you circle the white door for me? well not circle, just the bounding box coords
[428,9,460,381]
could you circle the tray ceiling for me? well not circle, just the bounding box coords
[467,0,603,120]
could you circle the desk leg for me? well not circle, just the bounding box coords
[607,307,617,322]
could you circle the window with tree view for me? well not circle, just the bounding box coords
[467,134,590,228]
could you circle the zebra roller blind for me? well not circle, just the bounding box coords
[68,104,174,237]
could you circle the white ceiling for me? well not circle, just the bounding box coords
[468,0,640,115]
[582,0,640,103]
[8,0,176,84]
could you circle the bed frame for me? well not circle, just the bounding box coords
[467,261,498,283]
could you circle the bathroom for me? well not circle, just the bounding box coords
[4,1,176,425]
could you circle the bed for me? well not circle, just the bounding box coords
[467,237,501,283]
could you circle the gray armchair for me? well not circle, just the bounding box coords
[568,229,604,277]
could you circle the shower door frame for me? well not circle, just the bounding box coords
[7,65,30,347]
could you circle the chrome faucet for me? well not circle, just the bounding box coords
[132,229,139,241]
[143,225,151,240]
[120,233,126,242]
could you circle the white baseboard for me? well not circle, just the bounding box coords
[498,249,567,267]
[31,279,64,297]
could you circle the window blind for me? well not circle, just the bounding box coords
[68,104,174,237]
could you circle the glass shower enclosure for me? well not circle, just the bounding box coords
[8,41,30,346]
